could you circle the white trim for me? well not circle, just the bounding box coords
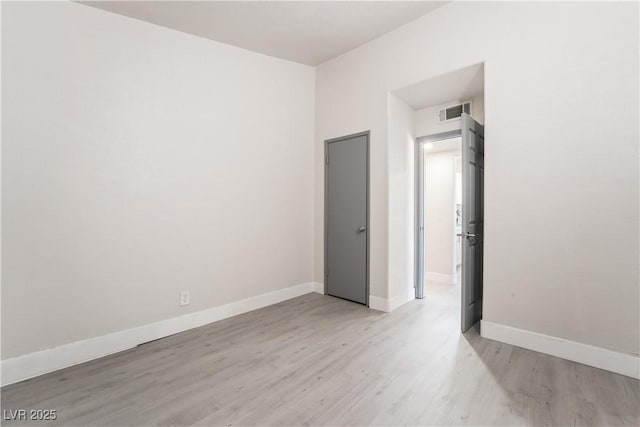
[481,320,640,379]
[369,295,390,312]
[310,281,325,294]
[408,286,417,303]
[389,289,413,312]
[369,288,415,313]
[426,271,457,284]
[2,282,324,386]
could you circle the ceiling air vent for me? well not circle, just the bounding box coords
[438,101,472,123]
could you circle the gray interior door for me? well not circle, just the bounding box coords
[461,113,484,332]
[325,132,369,305]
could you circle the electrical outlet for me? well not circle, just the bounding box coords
[179,291,190,307]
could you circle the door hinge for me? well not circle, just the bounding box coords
[325,154,329,165]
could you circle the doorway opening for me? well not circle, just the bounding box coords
[388,62,484,331]
[415,114,484,332]
[417,133,462,304]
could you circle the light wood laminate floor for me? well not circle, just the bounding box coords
[2,281,639,426]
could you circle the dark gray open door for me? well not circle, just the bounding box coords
[461,113,484,332]
[325,132,369,305]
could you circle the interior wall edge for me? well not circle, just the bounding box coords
[369,296,392,312]
[369,287,414,313]
[0,282,324,387]
[480,320,640,379]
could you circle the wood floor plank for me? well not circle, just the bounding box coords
[2,283,638,426]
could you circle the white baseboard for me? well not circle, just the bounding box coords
[2,282,324,387]
[481,320,640,379]
[368,295,389,312]
[408,286,417,302]
[426,271,457,284]
[311,281,325,294]
[369,287,415,313]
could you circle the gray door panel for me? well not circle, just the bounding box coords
[461,113,484,332]
[326,134,368,305]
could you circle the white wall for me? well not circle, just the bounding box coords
[424,150,458,280]
[2,2,315,359]
[386,94,415,304]
[315,1,639,358]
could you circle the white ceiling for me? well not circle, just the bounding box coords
[80,1,447,66]
[393,63,484,110]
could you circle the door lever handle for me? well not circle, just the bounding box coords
[457,232,477,238]
[358,226,366,233]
